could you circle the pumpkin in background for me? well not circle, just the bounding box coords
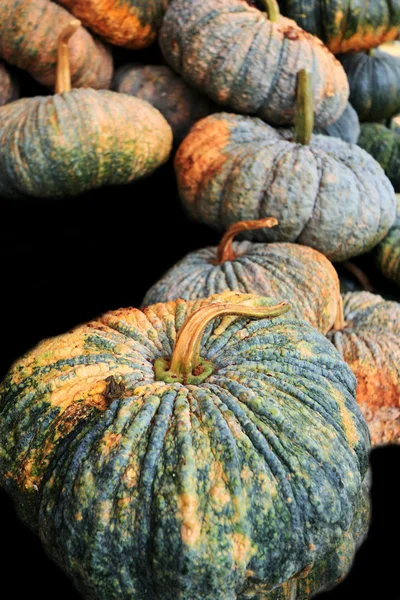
[375,195,400,286]
[358,122,400,191]
[0,21,172,200]
[0,61,18,106]
[57,0,168,49]
[143,217,341,334]
[175,70,396,262]
[314,102,360,144]
[0,0,112,90]
[0,291,370,599]
[328,292,400,447]
[159,0,349,127]
[113,64,216,144]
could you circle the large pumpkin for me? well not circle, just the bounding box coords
[0,60,18,106]
[0,291,370,599]
[375,195,400,286]
[175,71,396,262]
[57,0,168,49]
[159,0,349,127]
[358,122,400,192]
[0,21,172,200]
[314,102,360,144]
[0,0,112,90]
[328,292,400,447]
[113,64,216,143]
[143,217,341,334]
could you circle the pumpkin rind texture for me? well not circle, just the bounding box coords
[0,60,18,106]
[113,64,216,143]
[314,102,360,143]
[328,291,400,447]
[375,195,400,286]
[0,291,370,600]
[57,0,169,49]
[175,112,396,261]
[358,122,400,192]
[0,90,173,199]
[0,0,113,90]
[159,0,349,127]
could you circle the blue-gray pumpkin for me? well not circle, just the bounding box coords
[314,103,360,144]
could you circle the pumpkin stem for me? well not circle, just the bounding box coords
[154,299,291,384]
[213,217,278,264]
[294,69,314,146]
[333,293,345,331]
[342,261,375,292]
[56,19,81,94]
[261,0,280,22]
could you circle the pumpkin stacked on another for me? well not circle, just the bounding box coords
[0,61,18,106]
[0,291,371,599]
[375,195,400,286]
[314,102,360,144]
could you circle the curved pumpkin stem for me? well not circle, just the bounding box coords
[56,19,81,94]
[333,293,345,331]
[154,299,291,384]
[342,261,375,292]
[213,217,278,264]
[261,0,280,22]
[294,69,314,146]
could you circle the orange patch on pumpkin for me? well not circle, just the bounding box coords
[328,26,399,54]
[178,493,202,546]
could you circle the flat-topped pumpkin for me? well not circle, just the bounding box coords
[0,291,370,599]
[375,195,400,286]
[0,61,18,106]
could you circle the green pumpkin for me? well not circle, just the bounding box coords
[313,102,360,144]
[375,195,400,286]
[159,0,349,127]
[0,291,370,599]
[0,60,18,106]
[358,122,400,191]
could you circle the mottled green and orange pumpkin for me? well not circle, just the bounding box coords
[0,60,18,106]
[314,103,360,144]
[328,292,400,447]
[0,21,172,200]
[160,0,349,127]
[358,122,400,191]
[57,0,168,49]
[113,64,216,143]
[0,0,112,90]
[375,195,400,286]
[0,291,370,599]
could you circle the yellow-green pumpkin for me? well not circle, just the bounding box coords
[375,195,400,286]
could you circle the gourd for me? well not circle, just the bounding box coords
[338,49,400,122]
[57,0,168,49]
[358,122,400,191]
[0,61,18,106]
[143,217,341,334]
[375,195,400,286]
[0,291,370,600]
[0,21,173,200]
[175,70,396,262]
[314,102,360,144]
[113,64,216,143]
[328,292,400,447]
[159,0,349,127]
[0,0,112,90]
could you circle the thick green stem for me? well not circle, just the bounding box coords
[56,19,81,94]
[261,0,280,22]
[294,69,314,146]
[213,217,278,265]
[154,299,291,384]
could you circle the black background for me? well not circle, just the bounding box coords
[0,46,399,600]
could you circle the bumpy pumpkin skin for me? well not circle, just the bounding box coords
[375,195,400,285]
[328,292,400,447]
[159,0,349,128]
[57,0,168,49]
[175,113,396,262]
[358,123,400,192]
[113,64,216,143]
[0,291,370,600]
[0,60,18,106]
[0,0,113,90]
[314,102,360,144]
[0,91,173,199]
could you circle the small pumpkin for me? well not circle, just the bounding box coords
[0,60,18,106]
[175,70,396,262]
[113,64,216,143]
[0,21,172,200]
[143,217,341,334]
[57,0,168,49]
[0,0,113,90]
[159,0,349,127]
[375,195,400,286]
[358,122,400,191]
[314,102,360,144]
[328,291,400,447]
[0,291,370,599]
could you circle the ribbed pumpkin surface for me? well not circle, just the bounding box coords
[159,0,349,127]
[175,113,396,261]
[58,0,168,49]
[328,292,400,447]
[358,122,400,192]
[0,291,370,600]
[314,103,360,144]
[0,60,18,107]
[143,241,340,334]
[0,0,113,89]
[113,64,216,143]
[0,90,173,199]
[375,195,400,285]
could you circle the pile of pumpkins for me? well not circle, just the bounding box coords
[1,1,399,599]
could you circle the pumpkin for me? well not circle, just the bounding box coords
[0,0,113,90]
[0,60,18,106]
[143,217,341,334]
[358,122,400,191]
[57,0,168,49]
[175,70,396,262]
[159,0,349,127]
[113,64,216,144]
[0,291,370,599]
[328,291,400,447]
[313,102,360,144]
[375,195,400,286]
[0,21,172,200]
